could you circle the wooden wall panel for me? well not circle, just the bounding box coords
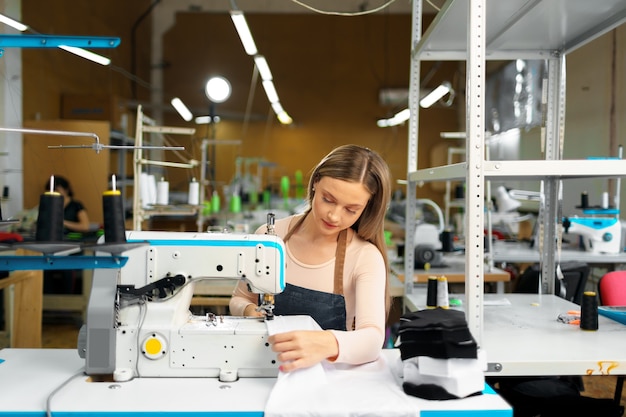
[23,120,110,225]
[20,4,458,209]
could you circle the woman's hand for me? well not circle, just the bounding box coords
[243,304,265,317]
[268,330,339,373]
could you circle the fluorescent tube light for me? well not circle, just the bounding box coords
[195,115,221,124]
[271,102,284,114]
[230,9,293,125]
[0,14,27,31]
[277,111,293,125]
[230,11,257,56]
[195,116,211,124]
[0,14,28,32]
[440,132,467,139]
[419,82,452,108]
[254,55,273,81]
[58,45,111,66]
[262,80,279,103]
[171,97,193,122]
[270,102,292,125]
[377,108,410,128]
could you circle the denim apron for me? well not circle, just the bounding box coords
[273,229,348,331]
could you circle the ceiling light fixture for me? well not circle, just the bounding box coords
[195,115,220,124]
[262,80,279,104]
[377,108,410,128]
[171,97,193,121]
[276,111,293,125]
[440,132,467,139]
[58,45,111,66]
[272,102,293,125]
[0,13,27,31]
[253,55,272,81]
[229,8,293,125]
[205,76,232,103]
[230,10,257,56]
[420,81,453,108]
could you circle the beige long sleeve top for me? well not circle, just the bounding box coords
[229,215,387,365]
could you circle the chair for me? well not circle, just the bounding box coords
[598,270,626,306]
[598,270,626,407]
[515,261,590,305]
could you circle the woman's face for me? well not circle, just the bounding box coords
[54,186,71,203]
[54,186,69,197]
[310,176,371,236]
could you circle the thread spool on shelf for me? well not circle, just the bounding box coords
[35,190,64,242]
[580,192,589,209]
[229,194,242,214]
[601,192,609,209]
[156,178,169,205]
[188,178,200,206]
[211,191,221,213]
[102,177,127,243]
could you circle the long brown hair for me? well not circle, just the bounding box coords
[286,144,393,315]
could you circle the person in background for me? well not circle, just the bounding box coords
[42,175,92,295]
[229,144,392,373]
[47,175,91,234]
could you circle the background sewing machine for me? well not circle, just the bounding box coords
[562,216,622,254]
[79,230,286,382]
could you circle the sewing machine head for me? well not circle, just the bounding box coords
[80,230,286,382]
[563,216,622,254]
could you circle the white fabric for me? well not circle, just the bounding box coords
[417,349,487,377]
[264,315,416,417]
[403,359,485,399]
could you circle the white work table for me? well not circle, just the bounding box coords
[391,254,511,294]
[0,348,512,416]
[404,291,626,377]
[491,240,626,265]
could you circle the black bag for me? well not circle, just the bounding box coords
[491,376,624,417]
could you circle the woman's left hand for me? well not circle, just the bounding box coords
[268,330,339,373]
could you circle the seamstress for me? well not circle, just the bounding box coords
[47,175,91,234]
[230,144,392,373]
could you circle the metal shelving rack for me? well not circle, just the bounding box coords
[405,0,626,343]
[132,105,197,231]
[443,146,465,229]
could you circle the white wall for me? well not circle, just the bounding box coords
[0,0,23,220]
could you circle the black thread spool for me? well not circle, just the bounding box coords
[102,189,127,243]
[35,191,64,242]
[440,230,454,252]
[580,291,599,331]
[580,192,589,209]
[426,276,438,308]
[454,184,465,199]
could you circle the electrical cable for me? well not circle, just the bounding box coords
[45,369,85,417]
[288,0,400,16]
[133,298,148,378]
[131,0,162,99]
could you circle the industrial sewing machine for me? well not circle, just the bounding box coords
[563,216,622,254]
[78,229,286,382]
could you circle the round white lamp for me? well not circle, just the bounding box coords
[205,76,231,103]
